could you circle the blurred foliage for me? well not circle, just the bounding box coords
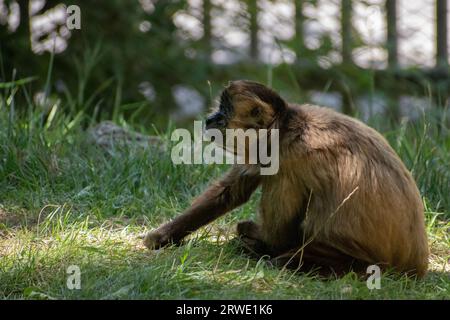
[0,0,449,128]
[1,0,215,126]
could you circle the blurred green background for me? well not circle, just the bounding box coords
[1,0,449,128]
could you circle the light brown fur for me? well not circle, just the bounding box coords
[144,80,429,277]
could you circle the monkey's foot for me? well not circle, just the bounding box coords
[236,220,269,256]
[234,236,267,259]
[269,254,302,269]
[236,220,262,240]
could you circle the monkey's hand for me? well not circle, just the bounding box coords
[143,229,170,250]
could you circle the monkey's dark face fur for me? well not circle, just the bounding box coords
[205,80,287,132]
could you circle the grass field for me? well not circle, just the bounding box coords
[0,80,449,299]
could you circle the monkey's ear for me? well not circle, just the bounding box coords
[270,95,287,115]
[246,81,287,115]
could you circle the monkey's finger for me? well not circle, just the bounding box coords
[143,230,167,250]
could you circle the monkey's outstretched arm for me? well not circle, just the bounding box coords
[144,166,261,249]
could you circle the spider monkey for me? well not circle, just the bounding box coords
[144,80,428,277]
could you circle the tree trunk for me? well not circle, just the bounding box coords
[341,0,354,115]
[249,0,258,60]
[436,0,448,68]
[341,0,353,65]
[295,0,305,59]
[385,0,400,121]
[386,0,398,68]
[202,0,212,60]
[1,0,30,74]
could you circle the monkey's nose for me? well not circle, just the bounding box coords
[205,114,226,130]
[205,117,215,129]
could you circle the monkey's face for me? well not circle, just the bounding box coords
[205,80,284,132]
[205,80,286,160]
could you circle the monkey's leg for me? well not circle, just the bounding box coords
[144,166,260,249]
[270,241,369,276]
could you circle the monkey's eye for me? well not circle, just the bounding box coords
[250,106,260,117]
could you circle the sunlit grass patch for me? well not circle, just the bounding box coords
[0,207,449,299]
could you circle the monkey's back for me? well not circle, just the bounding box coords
[278,104,428,276]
